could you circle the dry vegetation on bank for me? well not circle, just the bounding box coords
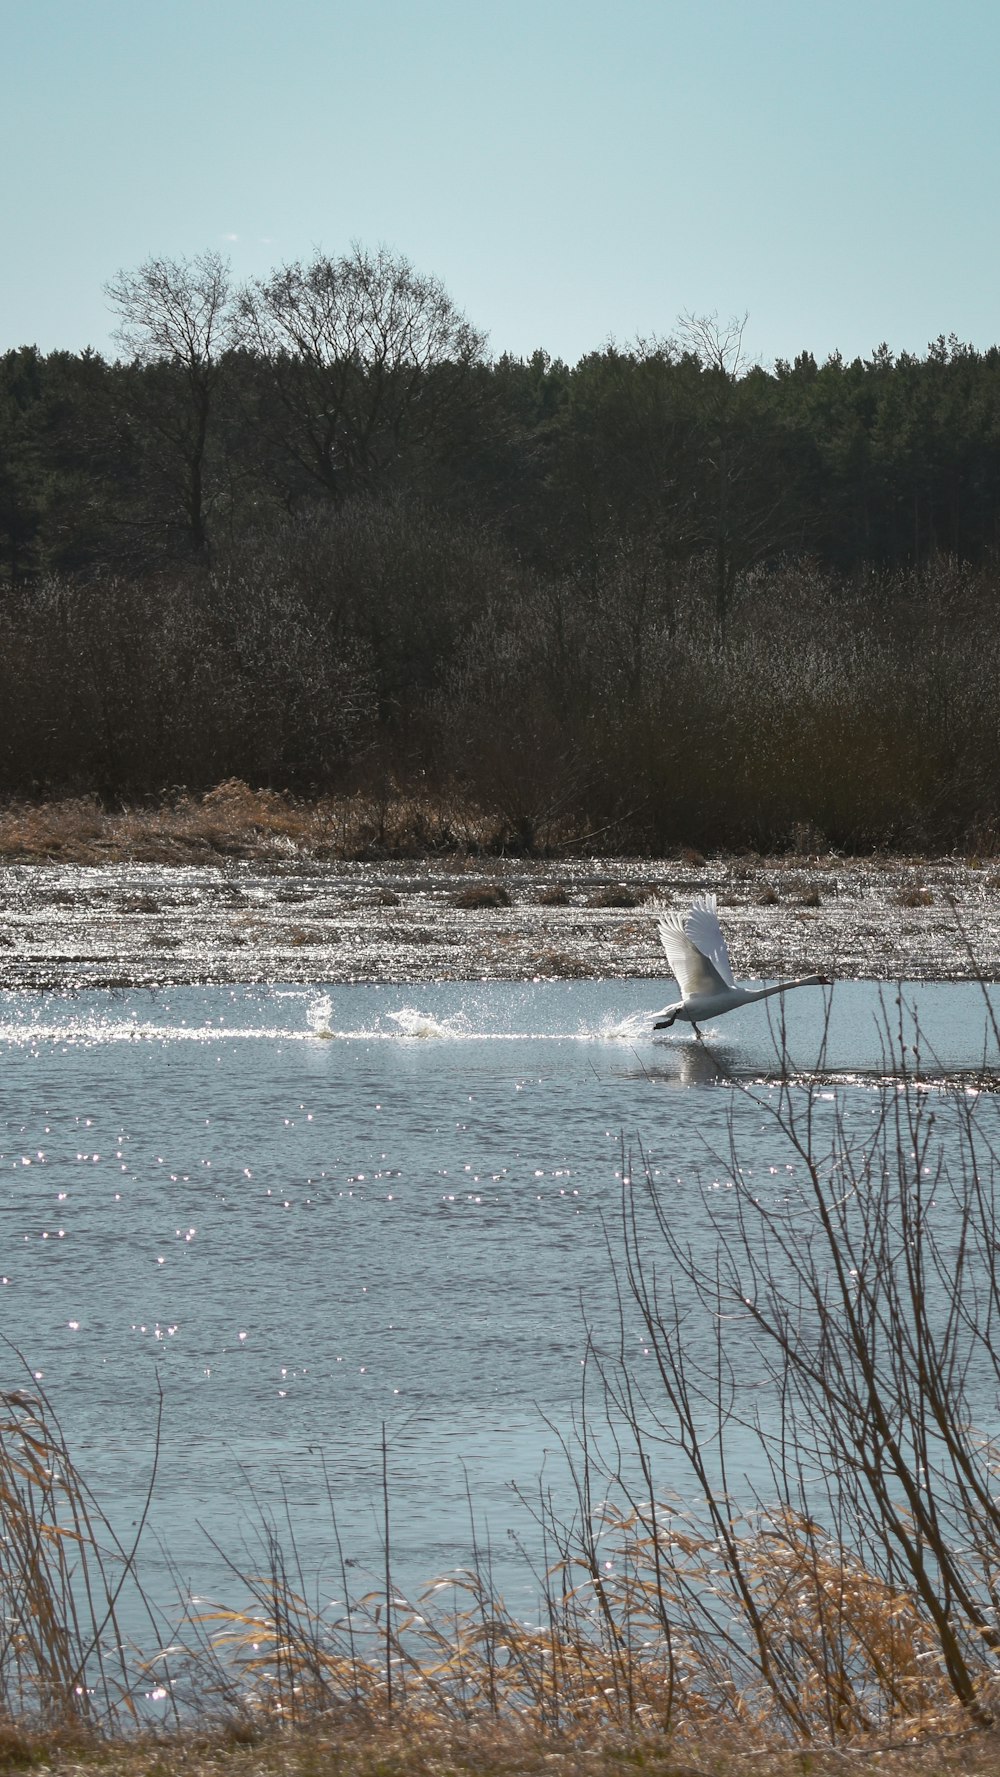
[5,1720,1000,1777]
[1,1410,999,1777]
[3,784,1000,989]
[0,782,610,866]
[2,781,1000,871]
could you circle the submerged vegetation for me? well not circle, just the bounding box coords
[3,249,1000,851]
[4,1003,1000,1773]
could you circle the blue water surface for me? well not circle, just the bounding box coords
[0,977,996,1629]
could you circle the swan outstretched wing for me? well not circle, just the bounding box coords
[657,894,735,997]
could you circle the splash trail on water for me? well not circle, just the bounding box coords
[0,990,656,1049]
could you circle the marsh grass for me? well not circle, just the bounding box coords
[168,1507,973,1745]
[0,1368,164,1731]
[586,887,645,909]
[0,785,562,865]
[449,884,512,909]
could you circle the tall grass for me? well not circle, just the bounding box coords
[0,781,532,862]
[0,1364,164,1729]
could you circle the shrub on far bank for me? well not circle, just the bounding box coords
[3,530,1000,857]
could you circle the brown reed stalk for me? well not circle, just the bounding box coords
[0,1362,163,1729]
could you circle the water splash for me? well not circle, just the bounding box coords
[387,1007,474,1040]
[305,993,335,1038]
[594,1010,652,1043]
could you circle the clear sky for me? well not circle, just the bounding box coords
[3,0,998,369]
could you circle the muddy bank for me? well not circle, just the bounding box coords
[1,854,997,992]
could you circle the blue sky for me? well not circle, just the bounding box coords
[3,0,997,368]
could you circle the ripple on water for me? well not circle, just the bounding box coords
[0,975,996,1631]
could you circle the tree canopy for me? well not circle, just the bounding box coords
[4,255,1000,583]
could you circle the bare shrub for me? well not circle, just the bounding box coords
[0,567,375,798]
[574,996,1000,1737]
[4,544,1000,854]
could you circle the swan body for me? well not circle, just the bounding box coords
[652,893,830,1031]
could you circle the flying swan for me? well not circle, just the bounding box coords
[652,893,830,1033]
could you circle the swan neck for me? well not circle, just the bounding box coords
[748,975,824,1002]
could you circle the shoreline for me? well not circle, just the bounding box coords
[1,852,997,992]
[5,1721,1000,1777]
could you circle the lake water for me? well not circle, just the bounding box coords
[0,976,997,1649]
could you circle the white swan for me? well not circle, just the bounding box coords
[652,893,830,1032]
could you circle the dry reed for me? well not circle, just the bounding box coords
[0,1365,164,1731]
[174,1507,975,1745]
[0,785,549,865]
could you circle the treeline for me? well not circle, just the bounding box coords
[5,253,1000,586]
[2,246,1000,851]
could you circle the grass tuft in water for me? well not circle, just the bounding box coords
[449,884,512,909]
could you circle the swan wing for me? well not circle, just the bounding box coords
[657,894,735,997]
[685,894,736,987]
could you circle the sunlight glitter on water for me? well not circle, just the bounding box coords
[0,974,997,1628]
[0,994,695,1049]
[1,977,999,1073]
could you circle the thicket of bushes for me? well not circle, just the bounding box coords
[2,504,998,854]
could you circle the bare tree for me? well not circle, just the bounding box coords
[237,243,486,503]
[106,252,235,554]
[677,310,792,633]
[590,994,1000,1735]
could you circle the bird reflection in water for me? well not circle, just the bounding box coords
[624,1037,738,1087]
